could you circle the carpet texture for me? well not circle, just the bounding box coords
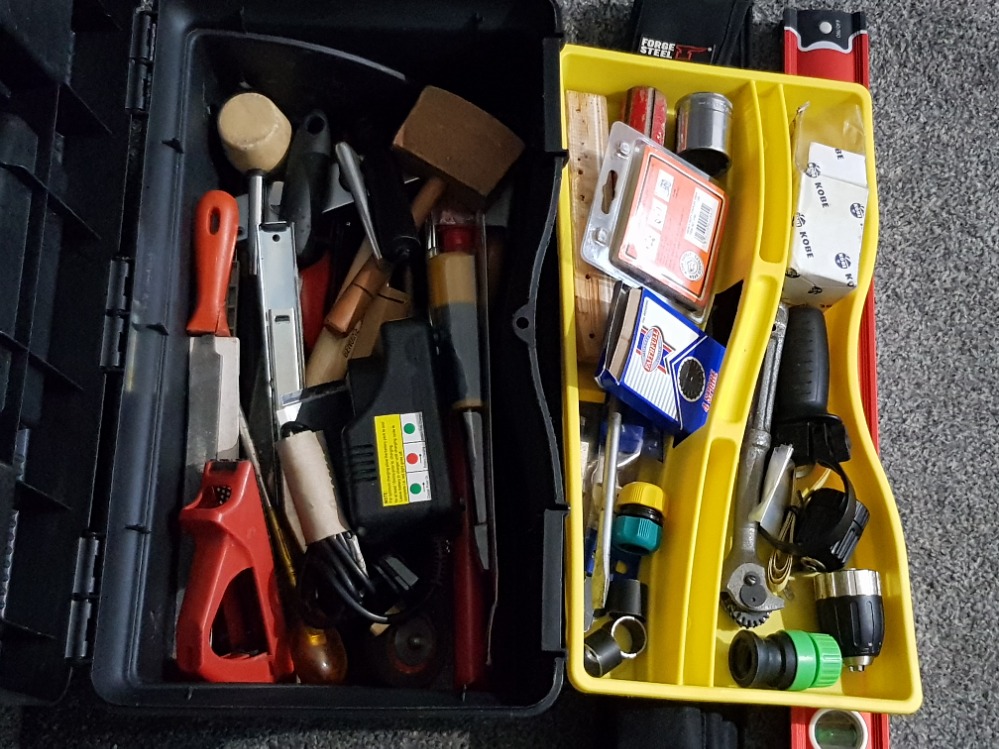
[9,0,991,745]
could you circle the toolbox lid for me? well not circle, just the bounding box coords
[0,0,136,703]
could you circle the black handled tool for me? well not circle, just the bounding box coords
[769,305,868,572]
[280,110,332,268]
[773,304,850,466]
[361,148,421,265]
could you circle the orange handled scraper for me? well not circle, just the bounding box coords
[187,190,239,336]
[176,460,295,683]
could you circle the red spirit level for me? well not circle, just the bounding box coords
[784,12,889,749]
[792,708,889,749]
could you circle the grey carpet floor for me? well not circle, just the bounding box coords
[7,0,993,746]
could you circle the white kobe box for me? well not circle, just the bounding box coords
[783,142,869,309]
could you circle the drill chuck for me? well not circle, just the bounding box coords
[814,569,884,671]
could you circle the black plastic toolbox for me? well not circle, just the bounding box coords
[0,0,569,713]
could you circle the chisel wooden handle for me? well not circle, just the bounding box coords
[187,191,239,336]
[324,177,446,335]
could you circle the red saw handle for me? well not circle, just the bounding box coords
[176,461,294,683]
[187,190,239,336]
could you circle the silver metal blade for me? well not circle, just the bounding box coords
[334,142,381,260]
[254,219,304,422]
[583,576,595,631]
[236,181,282,241]
[184,336,240,504]
[322,161,419,214]
[599,399,622,609]
[462,410,490,571]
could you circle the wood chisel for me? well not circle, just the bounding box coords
[322,178,445,337]
[306,179,438,388]
[566,91,616,363]
[427,219,491,572]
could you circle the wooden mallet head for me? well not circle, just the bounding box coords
[392,86,525,208]
[217,92,293,174]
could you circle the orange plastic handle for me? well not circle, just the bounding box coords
[187,190,239,336]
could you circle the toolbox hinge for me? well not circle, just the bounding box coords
[100,257,131,371]
[126,5,157,115]
[66,534,102,662]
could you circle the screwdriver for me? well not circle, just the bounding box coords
[238,409,348,684]
[426,220,490,571]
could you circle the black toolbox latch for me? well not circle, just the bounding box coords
[126,5,157,115]
[66,534,102,662]
[101,257,131,371]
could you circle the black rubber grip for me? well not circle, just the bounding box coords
[817,594,885,660]
[361,149,421,264]
[775,305,830,422]
[728,630,797,690]
[280,110,331,267]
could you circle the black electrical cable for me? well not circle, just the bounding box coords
[333,536,376,595]
[762,459,857,558]
[297,535,447,627]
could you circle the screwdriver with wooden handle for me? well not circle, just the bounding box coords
[427,223,490,571]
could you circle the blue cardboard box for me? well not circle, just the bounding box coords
[596,285,725,435]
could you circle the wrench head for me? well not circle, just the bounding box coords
[721,595,771,629]
[721,562,785,616]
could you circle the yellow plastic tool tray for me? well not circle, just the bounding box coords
[557,45,922,713]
